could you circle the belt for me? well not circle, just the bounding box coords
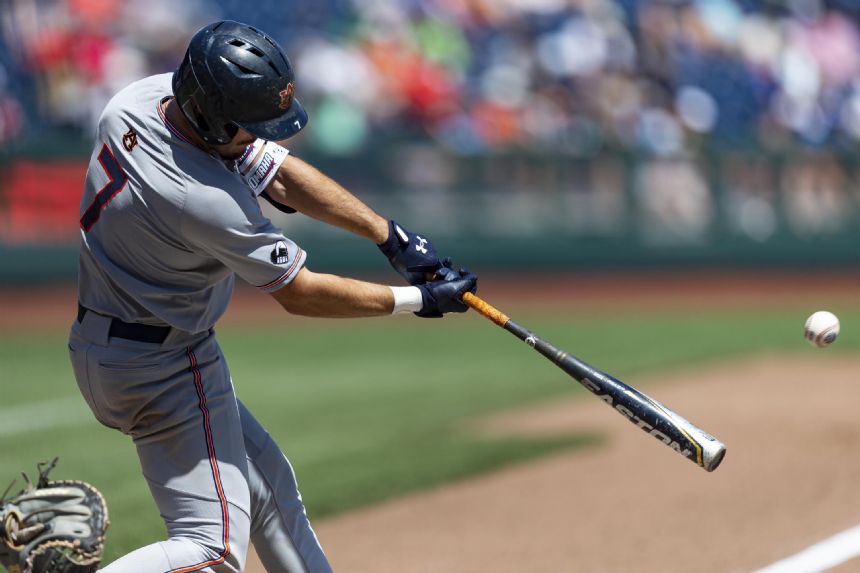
[77,304,171,344]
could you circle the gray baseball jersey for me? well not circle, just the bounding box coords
[69,74,331,573]
[78,73,305,334]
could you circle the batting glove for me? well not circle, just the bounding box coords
[415,268,478,318]
[378,220,446,285]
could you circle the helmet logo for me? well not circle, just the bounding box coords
[278,84,295,110]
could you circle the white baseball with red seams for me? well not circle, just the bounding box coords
[804,311,840,348]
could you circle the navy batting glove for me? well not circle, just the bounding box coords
[415,268,478,318]
[378,220,444,285]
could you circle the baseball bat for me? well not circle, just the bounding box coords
[462,292,726,472]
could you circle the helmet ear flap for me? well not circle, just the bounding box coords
[172,59,237,145]
[191,104,211,132]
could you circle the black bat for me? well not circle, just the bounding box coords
[463,292,726,472]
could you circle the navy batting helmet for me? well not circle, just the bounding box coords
[173,21,308,145]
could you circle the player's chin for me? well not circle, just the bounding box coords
[217,147,249,161]
[213,138,254,160]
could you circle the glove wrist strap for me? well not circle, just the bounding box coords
[390,286,423,314]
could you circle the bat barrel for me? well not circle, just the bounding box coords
[545,333,725,471]
[508,319,726,471]
[463,293,726,472]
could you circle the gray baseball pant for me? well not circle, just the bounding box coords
[68,310,332,573]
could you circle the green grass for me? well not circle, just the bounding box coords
[2,305,859,562]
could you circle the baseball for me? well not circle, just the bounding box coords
[804,311,840,348]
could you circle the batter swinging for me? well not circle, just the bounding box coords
[68,21,477,573]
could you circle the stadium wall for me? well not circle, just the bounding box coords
[1,144,858,283]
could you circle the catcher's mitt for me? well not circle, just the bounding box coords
[0,459,108,573]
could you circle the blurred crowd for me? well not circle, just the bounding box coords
[3,0,860,155]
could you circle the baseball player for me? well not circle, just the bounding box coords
[68,20,477,573]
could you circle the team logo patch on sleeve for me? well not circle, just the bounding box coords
[123,128,139,152]
[271,241,290,265]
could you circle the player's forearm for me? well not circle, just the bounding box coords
[268,156,388,244]
[272,267,395,318]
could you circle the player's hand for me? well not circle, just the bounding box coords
[414,268,478,318]
[377,220,445,285]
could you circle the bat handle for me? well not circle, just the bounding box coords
[463,292,510,328]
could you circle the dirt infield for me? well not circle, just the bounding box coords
[244,354,860,573]
[4,269,860,329]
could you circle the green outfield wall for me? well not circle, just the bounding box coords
[2,143,859,283]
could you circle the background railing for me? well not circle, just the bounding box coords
[2,142,859,283]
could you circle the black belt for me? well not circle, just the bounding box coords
[77,304,171,344]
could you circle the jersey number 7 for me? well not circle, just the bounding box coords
[80,144,128,232]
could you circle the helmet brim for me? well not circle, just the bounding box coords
[236,97,309,142]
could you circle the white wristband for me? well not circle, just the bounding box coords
[237,139,290,196]
[390,286,424,314]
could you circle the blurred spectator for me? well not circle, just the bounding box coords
[784,153,852,236]
[4,0,860,154]
[0,59,25,146]
[722,154,779,242]
[0,0,211,139]
[635,157,714,243]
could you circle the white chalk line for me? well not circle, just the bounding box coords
[750,523,860,573]
[0,396,93,437]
